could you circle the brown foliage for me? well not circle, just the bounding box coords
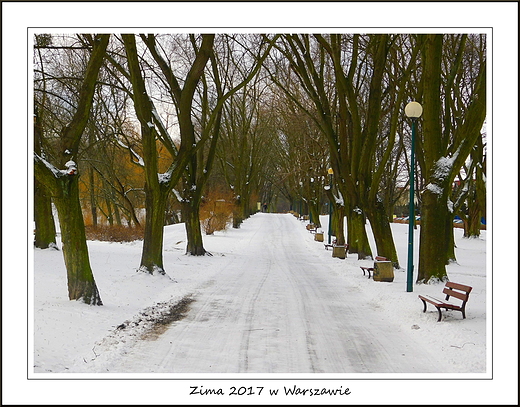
[199,189,234,235]
[85,225,144,242]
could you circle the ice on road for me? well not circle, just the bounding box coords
[99,214,446,374]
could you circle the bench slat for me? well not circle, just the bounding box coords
[418,294,459,307]
[443,288,469,302]
[418,295,443,306]
[422,296,461,309]
[446,281,473,293]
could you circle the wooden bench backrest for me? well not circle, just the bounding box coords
[443,281,472,302]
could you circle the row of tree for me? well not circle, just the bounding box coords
[33,34,486,305]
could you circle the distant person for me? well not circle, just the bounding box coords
[263,203,268,212]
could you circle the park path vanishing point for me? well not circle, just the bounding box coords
[95,213,447,374]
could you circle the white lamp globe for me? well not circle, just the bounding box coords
[405,101,423,118]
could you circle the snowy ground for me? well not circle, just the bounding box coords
[3,212,517,404]
[44,214,466,376]
[21,213,501,400]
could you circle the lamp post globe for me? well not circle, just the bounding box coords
[405,101,423,118]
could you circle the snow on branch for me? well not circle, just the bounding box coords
[65,160,77,175]
[116,138,145,167]
[432,145,463,183]
[151,107,169,136]
[171,188,184,203]
[447,198,454,213]
[335,190,345,206]
[426,183,443,196]
[426,149,462,197]
[150,99,179,155]
[158,171,171,185]
[432,156,454,183]
[34,153,76,178]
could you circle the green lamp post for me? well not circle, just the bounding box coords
[327,168,334,245]
[405,101,423,292]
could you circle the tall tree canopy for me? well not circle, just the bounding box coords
[33,33,487,305]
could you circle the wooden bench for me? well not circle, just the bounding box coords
[324,240,348,251]
[360,256,388,278]
[306,223,317,233]
[418,282,472,322]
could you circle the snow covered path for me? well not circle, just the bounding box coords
[95,214,446,374]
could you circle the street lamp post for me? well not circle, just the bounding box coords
[327,168,334,244]
[405,101,423,293]
[299,181,303,218]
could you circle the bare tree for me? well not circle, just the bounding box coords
[121,33,214,270]
[217,68,280,228]
[139,34,276,254]
[33,34,109,305]
[33,105,57,249]
[268,34,414,262]
[416,34,486,283]
[273,94,329,227]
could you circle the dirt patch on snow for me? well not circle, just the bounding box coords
[140,296,195,340]
[109,295,195,341]
[85,296,195,369]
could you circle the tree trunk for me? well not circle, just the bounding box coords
[417,188,450,283]
[366,202,399,268]
[465,208,482,238]
[416,34,449,284]
[105,199,114,226]
[232,206,243,228]
[464,189,483,238]
[113,199,122,226]
[139,183,169,274]
[34,107,57,249]
[232,195,243,228]
[182,196,206,256]
[346,206,372,260]
[446,216,457,263]
[88,167,97,227]
[309,200,321,228]
[120,184,141,227]
[34,179,57,249]
[240,188,252,223]
[331,204,345,245]
[53,176,102,305]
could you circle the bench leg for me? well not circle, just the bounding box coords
[420,300,443,321]
[360,267,371,278]
[436,307,443,322]
[420,299,427,313]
